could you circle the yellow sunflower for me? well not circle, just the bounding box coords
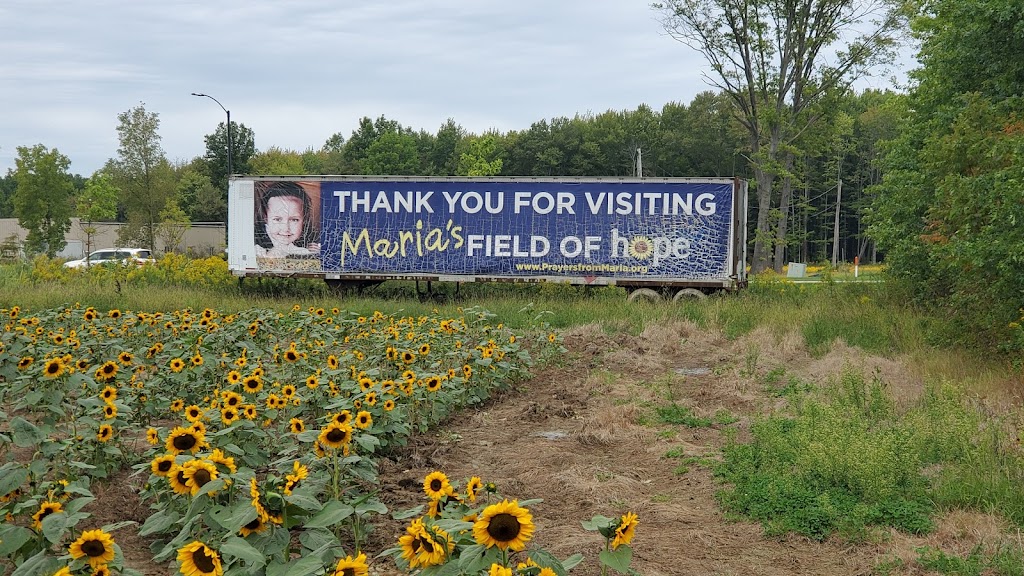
[305,375,319,389]
[95,361,118,381]
[43,357,66,378]
[242,405,258,420]
[220,407,240,426]
[627,235,653,259]
[96,424,113,443]
[422,471,451,499]
[169,358,186,372]
[332,551,369,576]
[289,418,305,434]
[17,356,33,370]
[466,476,483,503]
[177,540,223,576]
[238,515,268,537]
[354,411,372,429]
[242,375,263,394]
[146,427,159,445]
[103,404,117,419]
[611,511,639,549]
[317,423,352,449]
[151,454,176,476]
[383,399,396,412]
[32,500,63,530]
[68,529,116,569]
[118,350,133,365]
[283,348,300,363]
[225,370,242,385]
[184,405,204,422]
[488,565,512,576]
[170,399,185,412]
[191,354,204,367]
[100,386,118,403]
[209,449,237,474]
[281,384,297,398]
[326,355,339,370]
[166,426,205,455]
[472,500,535,551]
[182,460,219,496]
[425,376,442,392]
[332,410,352,426]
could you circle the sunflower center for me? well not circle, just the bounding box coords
[429,479,443,492]
[157,460,173,472]
[244,518,261,530]
[82,539,107,557]
[191,546,217,572]
[38,508,55,521]
[172,434,198,450]
[420,537,435,553]
[192,469,212,486]
[326,429,345,442]
[486,513,522,542]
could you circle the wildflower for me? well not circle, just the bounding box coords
[611,511,639,549]
[68,529,116,569]
[96,424,113,443]
[177,541,223,576]
[473,500,534,551]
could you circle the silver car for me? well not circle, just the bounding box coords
[64,248,155,269]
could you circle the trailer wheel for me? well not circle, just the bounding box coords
[672,288,707,302]
[626,288,662,303]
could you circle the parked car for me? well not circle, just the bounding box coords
[63,248,155,269]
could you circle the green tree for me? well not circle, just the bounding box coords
[456,133,504,176]
[12,144,74,257]
[77,171,120,259]
[109,103,174,251]
[204,120,255,188]
[0,170,16,218]
[653,0,906,272]
[249,147,306,175]
[157,196,190,254]
[176,168,224,222]
[362,132,421,175]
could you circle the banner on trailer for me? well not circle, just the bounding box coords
[252,179,735,279]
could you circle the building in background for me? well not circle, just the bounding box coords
[0,219,225,261]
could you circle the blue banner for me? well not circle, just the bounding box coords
[304,179,735,280]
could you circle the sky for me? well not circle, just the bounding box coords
[0,0,912,177]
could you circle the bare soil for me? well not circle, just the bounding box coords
[90,320,1015,575]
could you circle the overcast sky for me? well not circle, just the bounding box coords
[1,0,911,177]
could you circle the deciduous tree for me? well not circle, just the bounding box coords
[12,144,74,257]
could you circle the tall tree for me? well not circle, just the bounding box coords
[0,170,17,218]
[204,120,255,188]
[76,171,120,259]
[653,0,905,271]
[362,132,422,175]
[176,168,224,222]
[249,147,306,175]
[110,103,174,251]
[12,145,75,257]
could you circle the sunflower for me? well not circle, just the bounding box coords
[146,427,160,445]
[177,540,223,576]
[169,358,186,373]
[548,333,557,343]
[238,515,268,537]
[191,354,204,367]
[118,351,133,365]
[332,551,369,576]
[383,399,396,411]
[222,391,242,408]
[385,347,399,362]
[103,404,117,419]
[364,391,378,406]
[151,454,176,476]
[76,358,91,371]
[402,369,416,382]
[354,411,372,429]
[281,384,297,398]
[108,309,121,319]
[472,500,535,551]
[289,418,305,434]
[97,424,113,443]
[487,565,513,576]
[419,343,431,355]
[220,407,239,425]
[466,476,483,503]
[182,460,219,496]
[305,374,320,389]
[401,351,416,364]
[284,461,309,495]
[100,386,118,403]
[68,529,116,569]
[43,357,66,378]
[242,405,257,420]
[627,235,653,259]
[423,471,451,500]
[32,500,63,530]
[95,361,118,381]
[332,410,352,426]
[209,449,237,474]
[166,426,205,455]
[611,511,639,549]
[398,519,451,568]
[425,376,442,392]
[242,375,263,394]
[190,421,208,436]
[265,394,281,409]
[184,405,204,422]
[94,566,112,576]
[317,423,352,449]
[326,355,339,369]
[283,348,300,363]
[225,370,242,385]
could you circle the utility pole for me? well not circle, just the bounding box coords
[831,178,842,267]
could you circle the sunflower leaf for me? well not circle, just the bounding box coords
[64,496,96,515]
[456,543,501,573]
[41,511,69,543]
[207,501,257,534]
[304,500,354,528]
[433,519,474,533]
[0,463,28,496]
[10,417,43,447]
[517,498,543,507]
[266,547,329,576]
[10,549,61,576]
[528,549,570,576]
[0,524,33,555]
[195,478,227,498]
[139,510,180,537]
[392,504,424,520]
[220,535,267,569]
[598,545,633,573]
[562,553,585,570]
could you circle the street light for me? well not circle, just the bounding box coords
[190,92,232,181]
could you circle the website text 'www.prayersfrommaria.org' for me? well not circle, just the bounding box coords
[514,262,649,274]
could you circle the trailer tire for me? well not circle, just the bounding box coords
[672,288,707,302]
[626,288,662,303]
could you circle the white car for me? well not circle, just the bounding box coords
[64,248,155,269]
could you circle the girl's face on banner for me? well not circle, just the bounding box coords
[265,196,304,247]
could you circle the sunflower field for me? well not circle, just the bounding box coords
[0,303,577,576]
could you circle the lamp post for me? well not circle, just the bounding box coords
[190,92,232,181]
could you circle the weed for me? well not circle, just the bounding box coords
[655,403,713,427]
